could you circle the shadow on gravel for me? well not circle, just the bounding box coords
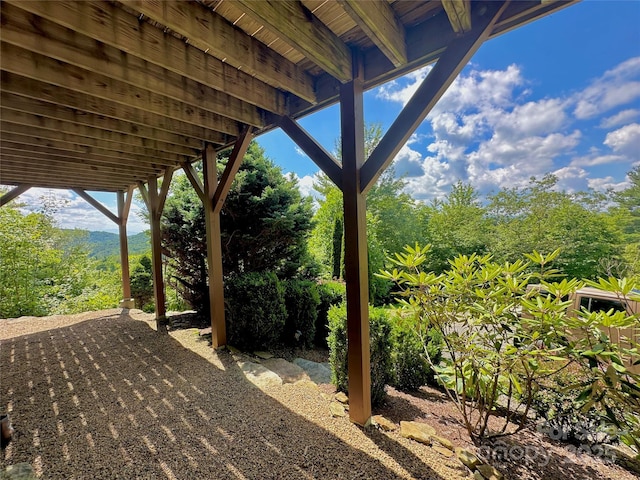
[1,311,445,480]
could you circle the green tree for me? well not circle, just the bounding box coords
[161,141,315,312]
[130,255,154,310]
[418,182,489,273]
[487,175,623,279]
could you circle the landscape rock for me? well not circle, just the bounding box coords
[400,421,436,445]
[261,358,309,383]
[432,435,454,450]
[293,358,332,384]
[237,360,282,388]
[329,402,346,417]
[334,392,348,404]
[473,471,484,480]
[476,464,504,480]
[433,446,454,458]
[455,448,480,470]
[372,415,396,431]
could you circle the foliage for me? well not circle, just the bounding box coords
[391,315,442,391]
[130,255,154,310]
[82,230,150,259]
[282,279,320,348]
[314,281,346,348]
[487,174,623,280]
[161,142,316,312]
[224,271,287,351]
[327,303,394,406]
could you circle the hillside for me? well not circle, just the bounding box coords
[64,230,151,259]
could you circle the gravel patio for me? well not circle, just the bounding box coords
[0,309,468,480]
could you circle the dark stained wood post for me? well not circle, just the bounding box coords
[340,53,371,426]
[117,187,134,307]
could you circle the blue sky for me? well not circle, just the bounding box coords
[15,0,640,233]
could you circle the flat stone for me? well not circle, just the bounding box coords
[253,351,273,360]
[293,358,332,384]
[476,464,504,480]
[227,345,242,355]
[433,446,454,458]
[400,421,436,445]
[198,327,212,336]
[455,448,480,470]
[329,402,346,417]
[4,463,37,480]
[261,358,309,383]
[432,435,454,450]
[473,471,485,480]
[372,415,396,431]
[334,392,348,404]
[237,360,282,389]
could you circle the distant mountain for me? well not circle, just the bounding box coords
[64,230,151,259]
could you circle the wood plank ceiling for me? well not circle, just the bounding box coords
[0,0,578,193]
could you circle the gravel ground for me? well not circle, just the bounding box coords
[1,309,468,480]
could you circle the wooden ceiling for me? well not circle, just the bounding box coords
[0,0,578,192]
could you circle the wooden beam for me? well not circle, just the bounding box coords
[146,175,169,330]
[0,3,268,127]
[1,44,248,134]
[4,0,297,109]
[0,176,125,192]
[360,1,507,193]
[338,0,407,67]
[137,182,150,210]
[0,93,212,151]
[119,0,316,101]
[1,74,234,143]
[231,0,352,82]
[0,185,31,207]
[0,129,182,167]
[158,168,175,216]
[442,0,472,33]
[0,153,158,180]
[182,163,207,205]
[71,189,119,224]
[0,109,198,158]
[278,116,342,189]
[0,121,191,164]
[0,143,164,174]
[212,128,254,214]
[340,55,371,427]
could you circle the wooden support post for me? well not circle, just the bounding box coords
[138,169,174,332]
[201,128,253,348]
[340,54,371,426]
[117,187,134,308]
[0,185,31,207]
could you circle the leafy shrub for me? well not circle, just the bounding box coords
[392,316,442,391]
[225,271,286,351]
[282,279,320,348]
[328,303,394,406]
[314,281,346,347]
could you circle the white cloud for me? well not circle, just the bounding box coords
[15,188,148,233]
[573,56,640,119]
[294,146,308,158]
[600,109,640,129]
[603,123,640,158]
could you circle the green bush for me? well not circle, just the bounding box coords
[392,318,442,391]
[282,279,320,348]
[314,281,346,347]
[327,303,394,406]
[225,271,287,351]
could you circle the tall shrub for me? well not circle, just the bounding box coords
[282,279,320,348]
[225,272,286,351]
[328,304,394,406]
[392,317,442,391]
[314,281,346,347]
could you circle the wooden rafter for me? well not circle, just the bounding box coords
[338,0,407,67]
[231,0,352,82]
[442,0,473,33]
[119,0,317,101]
[0,185,31,207]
